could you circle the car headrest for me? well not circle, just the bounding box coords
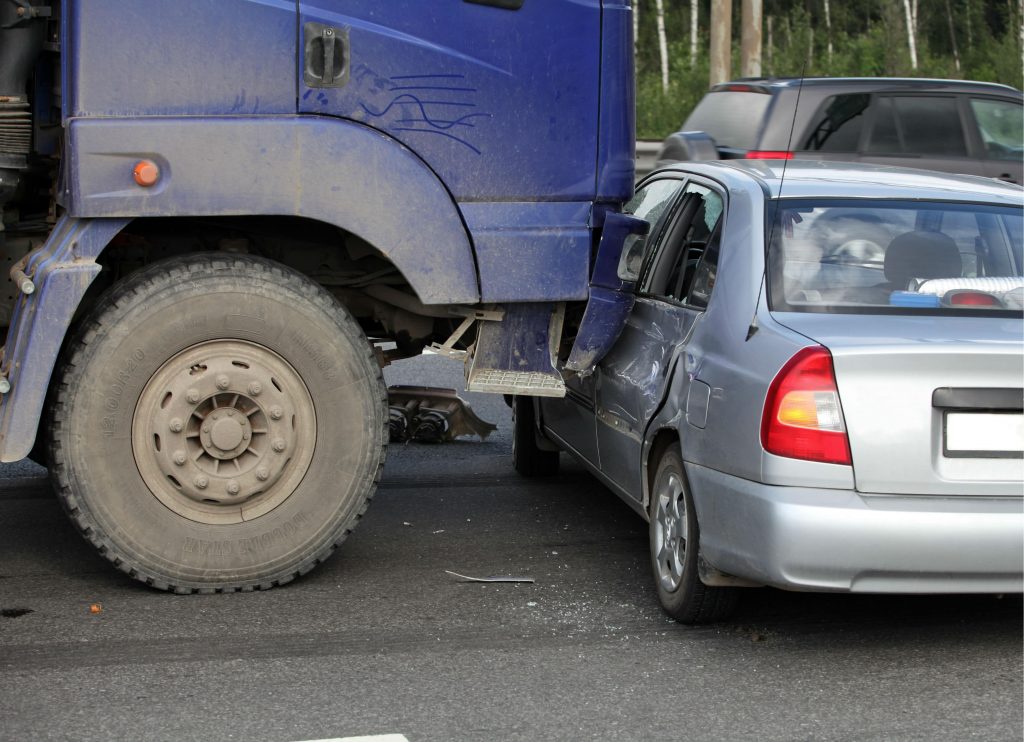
[883,230,962,287]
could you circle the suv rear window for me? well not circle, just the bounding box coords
[682,91,772,150]
[768,199,1023,314]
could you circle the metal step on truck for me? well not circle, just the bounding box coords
[0,0,638,592]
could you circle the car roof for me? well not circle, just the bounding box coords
[654,160,1024,205]
[711,77,1022,97]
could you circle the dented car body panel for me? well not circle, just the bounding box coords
[541,161,1024,594]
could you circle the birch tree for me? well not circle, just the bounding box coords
[690,0,699,67]
[824,0,834,66]
[945,0,961,72]
[903,0,919,70]
[633,0,639,62]
[655,0,670,92]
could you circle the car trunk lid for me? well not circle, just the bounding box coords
[773,313,1024,496]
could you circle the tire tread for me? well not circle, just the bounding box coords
[47,253,388,594]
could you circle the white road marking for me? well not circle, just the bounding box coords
[292,736,410,742]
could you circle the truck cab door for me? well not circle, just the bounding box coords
[297,1,602,204]
[565,177,685,376]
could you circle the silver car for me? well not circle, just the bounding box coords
[513,160,1024,624]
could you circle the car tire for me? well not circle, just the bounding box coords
[512,396,559,477]
[649,447,737,624]
[48,253,387,593]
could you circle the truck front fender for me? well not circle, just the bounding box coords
[64,116,479,305]
[1,216,131,462]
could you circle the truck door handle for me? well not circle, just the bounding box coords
[303,23,350,88]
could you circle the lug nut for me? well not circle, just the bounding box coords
[247,381,262,396]
[202,425,210,433]
[169,418,184,433]
[194,475,209,490]
[216,375,230,390]
[173,450,187,466]
[186,388,201,403]
[271,438,286,453]
[255,467,270,481]
[226,410,235,417]
[269,406,283,420]
[226,480,240,496]
[243,432,250,440]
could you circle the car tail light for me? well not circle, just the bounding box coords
[945,290,1002,307]
[746,150,794,160]
[761,347,852,466]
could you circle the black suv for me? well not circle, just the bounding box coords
[657,78,1023,184]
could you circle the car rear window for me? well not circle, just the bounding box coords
[768,199,1024,314]
[682,91,772,150]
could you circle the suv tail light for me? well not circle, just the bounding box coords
[761,347,852,466]
[746,150,794,160]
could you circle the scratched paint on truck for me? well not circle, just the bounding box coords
[298,0,602,203]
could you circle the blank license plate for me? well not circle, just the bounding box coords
[945,413,1024,458]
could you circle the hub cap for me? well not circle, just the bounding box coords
[132,340,316,524]
[653,472,687,592]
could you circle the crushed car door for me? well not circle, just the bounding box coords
[594,182,725,499]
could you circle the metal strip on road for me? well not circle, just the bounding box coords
[293,736,409,742]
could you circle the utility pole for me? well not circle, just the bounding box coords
[740,0,762,78]
[710,0,732,86]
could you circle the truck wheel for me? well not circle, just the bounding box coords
[48,254,387,593]
[649,447,737,624]
[511,396,559,477]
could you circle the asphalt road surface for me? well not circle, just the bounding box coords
[2,356,1021,742]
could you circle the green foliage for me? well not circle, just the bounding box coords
[634,0,1023,139]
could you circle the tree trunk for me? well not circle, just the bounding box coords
[966,0,973,51]
[709,0,732,86]
[824,0,833,67]
[807,25,814,70]
[1019,0,1024,80]
[945,0,961,73]
[902,0,918,70]
[690,0,699,68]
[766,15,774,74]
[633,0,639,63]
[741,0,763,78]
[655,0,669,93]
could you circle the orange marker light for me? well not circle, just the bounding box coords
[133,160,159,187]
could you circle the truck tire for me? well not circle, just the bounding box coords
[48,253,387,593]
[511,396,559,477]
[649,447,737,624]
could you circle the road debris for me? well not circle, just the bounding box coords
[445,570,535,584]
[1,608,33,618]
[388,386,497,443]
[89,603,102,614]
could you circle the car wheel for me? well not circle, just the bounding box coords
[48,253,387,593]
[649,447,737,624]
[511,396,559,477]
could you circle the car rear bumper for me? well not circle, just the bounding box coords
[685,462,1024,593]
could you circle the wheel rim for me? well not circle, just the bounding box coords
[132,340,316,525]
[653,471,687,592]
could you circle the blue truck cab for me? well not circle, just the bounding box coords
[0,0,634,591]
